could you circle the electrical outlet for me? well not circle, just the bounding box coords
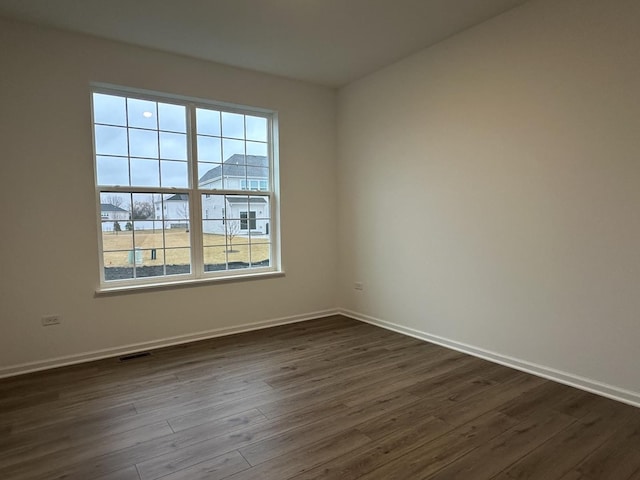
[354,282,364,291]
[41,315,61,327]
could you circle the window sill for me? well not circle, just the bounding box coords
[95,270,285,296]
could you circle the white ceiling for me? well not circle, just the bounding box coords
[0,0,528,87]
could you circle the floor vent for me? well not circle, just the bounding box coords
[119,351,151,362]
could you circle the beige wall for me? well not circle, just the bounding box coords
[337,0,640,396]
[0,18,338,371]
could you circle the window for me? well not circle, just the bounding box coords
[92,86,279,288]
[240,211,257,230]
[241,179,268,191]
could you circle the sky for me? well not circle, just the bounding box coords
[93,93,268,189]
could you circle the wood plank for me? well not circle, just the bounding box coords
[354,411,518,480]
[95,466,142,480]
[0,315,639,480]
[492,412,627,480]
[134,402,352,480]
[427,410,575,479]
[141,450,249,480]
[225,429,372,480]
[571,417,640,479]
[292,416,452,480]
[239,391,419,466]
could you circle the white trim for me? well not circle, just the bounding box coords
[96,269,285,295]
[339,309,640,409]
[91,82,276,116]
[91,86,281,290]
[8,307,636,409]
[0,309,339,379]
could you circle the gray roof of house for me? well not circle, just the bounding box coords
[165,193,189,201]
[199,154,268,185]
[100,203,128,212]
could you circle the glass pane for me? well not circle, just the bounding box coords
[130,158,160,187]
[196,108,221,136]
[159,132,187,160]
[202,220,226,245]
[245,115,267,142]
[165,223,190,247]
[162,193,189,221]
[243,179,264,192]
[247,167,269,190]
[93,93,126,126]
[131,250,161,278]
[221,112,245,139]
[204,246,227,272]
[198,163,221,189]
[201,194,225,220]
[165,248,191,276]
[100,192,131,220]
[161,161,188,188]
[201,194,225,219]
[227,245,250,270]
[251,228,270,246]
[251,243,270,267]
[135,252,165,278]
[129,129,158,158]
[197,136,221,163]
[103,251,133,281]
[158,103,186,133]
[249,197,270,222]
[224,195,250,213]
[222,138,244,162]
[246,141,267,160]
[230,233,249,246]
[133,229,164,250]
[131,193,155,221]
[102,222,132,250]
[166,206,190,224]
[222,164,245,190]
[95,125,128,156]
[127,98,157,129]
[97,156,129,186]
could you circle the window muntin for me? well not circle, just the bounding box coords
[92,88,278,287]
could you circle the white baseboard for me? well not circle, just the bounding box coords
[0,309,339,379]
[6,307,639,409]
[340,308,640,409]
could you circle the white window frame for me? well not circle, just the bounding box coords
[91,84,282,292]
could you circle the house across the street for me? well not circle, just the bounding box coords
[201,154,270,236]
[100,203,129,231]
[150,154,270,235]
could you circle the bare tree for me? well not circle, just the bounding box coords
[224,200,240,252]
[105,194,123,208]
[131,200,154,220]
[176,202,190,232]
[225,218,241,252]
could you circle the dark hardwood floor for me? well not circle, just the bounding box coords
[1,315,639,480]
